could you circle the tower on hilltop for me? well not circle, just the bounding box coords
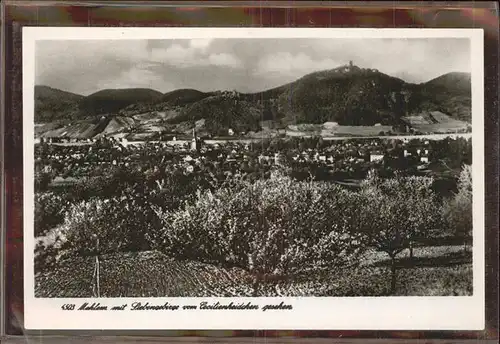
[349,60,353,67]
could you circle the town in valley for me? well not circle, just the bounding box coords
[33,38,474,298]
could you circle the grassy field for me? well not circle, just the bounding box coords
[320,125,393,137]
[35,245,472,298]
[403,112,470,134]
[283,124,394,138]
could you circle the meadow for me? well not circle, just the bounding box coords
[274,123,394,138]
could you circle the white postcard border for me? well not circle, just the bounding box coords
[23,27,485,330]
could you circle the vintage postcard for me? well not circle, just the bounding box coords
[23,27,484,330]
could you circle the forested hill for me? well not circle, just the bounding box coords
[35,86,84,123]
[241,66,471,126]
[35,64,471,137]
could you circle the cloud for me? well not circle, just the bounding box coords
[35,37,471,95]
[36,40,148,95]
[256,52,342,76]
[149,44,194,66]
[95,65,174,92]
[148,42,242,69]
[313,38,471,83]
[208,53,242,68]
[189,38,213,51]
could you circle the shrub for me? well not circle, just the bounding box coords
[443,165,472,250]
[359,171,442,294]
[153,173,367,293]
[34,171,53,192]
[34,192,68,237]
[34,239,60,274]
[55,196,161,260]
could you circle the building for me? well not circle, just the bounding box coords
[324,122,339,130]
[370,153,384,162]
[190,128,201,152]
[274,152,285,166]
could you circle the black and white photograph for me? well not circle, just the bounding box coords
[23,27,485,330]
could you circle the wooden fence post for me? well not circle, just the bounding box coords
[96,238,100,297]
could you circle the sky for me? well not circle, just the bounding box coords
[35,38,471,96]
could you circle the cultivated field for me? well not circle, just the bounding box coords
[284,123,394,137]
[35,245,472,298]
[403,111,470,134]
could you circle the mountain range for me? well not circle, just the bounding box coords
[34,63,471,139]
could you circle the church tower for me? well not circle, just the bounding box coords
[190,128,200,152]
[349,60,353,67]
